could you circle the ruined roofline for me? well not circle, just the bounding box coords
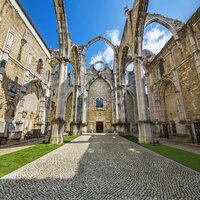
[149,7,200,65]
[145,13,185,32]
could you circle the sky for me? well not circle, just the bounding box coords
[19,0,200,69]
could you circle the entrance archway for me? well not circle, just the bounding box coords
[96,122,104,133]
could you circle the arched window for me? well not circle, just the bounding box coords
[46,70,51,82]
[37,58,43,75]
[159,58,165,78]
[96,98,104,108]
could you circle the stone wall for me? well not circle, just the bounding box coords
[0,0,52,137]
[147,8,200,143]
[87,78,112,133]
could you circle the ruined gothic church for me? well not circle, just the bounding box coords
[0,0,200,144]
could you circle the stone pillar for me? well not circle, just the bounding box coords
[187,25,200,79]
[111,90,116,131]
[15,70,30,133]
[81,88,88,133]
[113,55,119,126]
[79,49,88,133]
[50,58,68,144]
[72,72,79,135]
[169,51,187,121]
[119,85,126,134]
[134,58,152,143]
[38,96,45,134]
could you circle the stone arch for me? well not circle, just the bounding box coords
[92,61,110,72]
[70,45,79,73]
[85,36,117,54]
[159,79,180,136]
[19,79,45,136]
[120,45,133,85]
[86,77,114,91]
[144,14,184,40]
[22,79,45,99]
[159,78,175,97]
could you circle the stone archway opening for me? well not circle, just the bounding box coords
[143,22,172,55]
[162,81,179,137]
[85,38,116,71]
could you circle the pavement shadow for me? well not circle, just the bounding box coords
[0,135,200,200]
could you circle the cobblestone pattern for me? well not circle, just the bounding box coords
[0,135,200,200]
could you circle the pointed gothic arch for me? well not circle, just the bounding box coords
[85,36,117,54]
[144,13,184,40]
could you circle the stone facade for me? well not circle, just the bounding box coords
[87,74,113,133]
[146,8,200,144]
[1,0,199,145]
[49,0,200,144]
[0,0,52,138]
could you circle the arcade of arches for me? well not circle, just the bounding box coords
[0,0,200,145]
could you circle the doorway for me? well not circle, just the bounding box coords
[96,122,103,133]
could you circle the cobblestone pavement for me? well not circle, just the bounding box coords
[159,138,200,155]
[0,134,200,200]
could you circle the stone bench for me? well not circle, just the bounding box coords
[24,129,43,140]
[7,131,22,141]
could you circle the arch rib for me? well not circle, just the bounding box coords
[145,13,184,40]
[85,36,117,54]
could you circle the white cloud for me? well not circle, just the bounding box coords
[143,26,172,54]
[126,62,134,72]
[90,29,120,69]
[107,29,120,45]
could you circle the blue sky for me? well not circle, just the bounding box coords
[19,0,199,68]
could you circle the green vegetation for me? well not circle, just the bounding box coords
[121,135,139,144]
[122,135,200,172]
[0,135,79,178]
[63,135,79,143]
[142,144,200,172]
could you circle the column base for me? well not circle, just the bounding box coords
[138,121,153,144]
[50,118,65,144]
[72,123,80,135]
[115,122,129,135]
[80,123,87,134]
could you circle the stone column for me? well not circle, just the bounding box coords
[113,55,119,127]
[15,70,30,133]
[50,58,68,144]
[79,49,88,133]
[119,85,126,134]
[169,51,187,121]
[72,72,79,135]
[38,96,45,134]
[81,88,88,133]
[134,58,152,143]
[187,25,200,143]
[187,25,200,79]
